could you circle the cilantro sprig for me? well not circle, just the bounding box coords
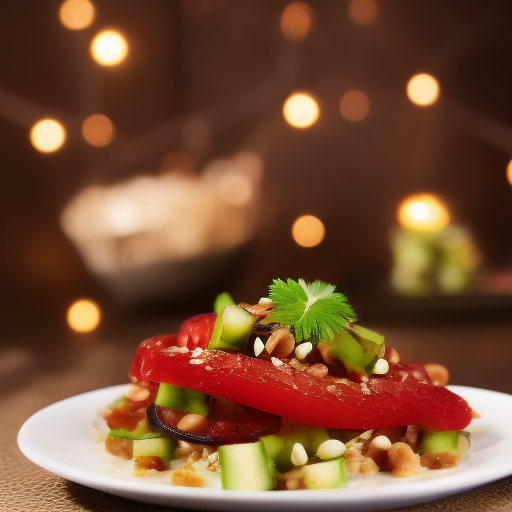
[267,278,357,343]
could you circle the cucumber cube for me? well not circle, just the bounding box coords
[218,441,276,491]
[419,431,460,454]
[302,458,347,489]
[155,383,210,416]
[208,305,257,352]
[132,437,176,467]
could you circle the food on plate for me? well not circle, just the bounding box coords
[99,278,473,490]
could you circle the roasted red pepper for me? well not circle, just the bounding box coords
[130,333,473,432]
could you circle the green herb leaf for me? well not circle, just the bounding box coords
[267,278,357,343]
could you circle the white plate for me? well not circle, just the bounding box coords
[17,384,512,512]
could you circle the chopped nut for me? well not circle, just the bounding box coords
[238,302,275,318]
[291,443,309,466]
[372,358,389,375]
[271,357,284,367]
[254,337,265,357]
[370,435,392,451]
[317,439,346,460]
[424,363,449,386]
[177,414,208,435]
[385,346,401,364]
[289,358,309,371]
[124,385,150,402]
[265,327,295,358]
[171,464,204,487]
[295,342,313,360]
[307,363,329,378]
[387,442,426,478]
[317,343,336,366]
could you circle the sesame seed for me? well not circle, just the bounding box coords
[254,337,265,357]
[258,297,273,304]
[317,439,346,460]
[291,443,308,466]
[191,347,203,357]
[373,358,389,375]
[271,357,284,367]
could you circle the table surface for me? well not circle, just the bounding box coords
[3,316,512,512]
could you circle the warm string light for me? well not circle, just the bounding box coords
[82,114,115,147]
[283,92,319,128]
[506,158,512,187]
[339,90,370,122]
[30,118,66,152]
[59,0,95,30]
[407,73,440,106]
[292,215,325,247]
[348,0,379,25]
[280,2,316,41]
[91,30,128,66]
[67,299,101,332]
[397,193,450,232]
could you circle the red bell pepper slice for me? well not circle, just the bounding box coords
[131,340,473,432]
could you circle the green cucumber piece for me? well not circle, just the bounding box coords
[302,458,347,489]
[208,305,257,352]
[419,431,460,454]
[155,383,210,416]
[108,418,161,440]
[218,441,277,491]
[261,426,330,472]
[213,292,236,314]
[132,437,176,467]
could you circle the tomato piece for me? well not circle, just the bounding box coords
[134,346,472,432]
[176,313,217,350]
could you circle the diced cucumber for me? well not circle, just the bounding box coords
[108,418,161,440]
[208,305,257,352]
[218,441,277,491]
[419,431,460,454]
[155,383,210,416]
[302,458,347,489]
[261,426,330,472]
[132,437,176,467]
[213,292,236,314]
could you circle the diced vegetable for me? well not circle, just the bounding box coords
[218,441,277,491]
[155,383,210,416]
[213,292,236,314]
[108,418,161,440]
[132,437,176,467]
[302,458,347,489]
[419,431,460,454]
[208,305,257,351]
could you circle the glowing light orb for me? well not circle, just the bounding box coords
[339,90,370,121]
[30,119,66,153]
[507,158,512,187]
[283,92,319,128]
[348,0,379,25]
[91,30,128,66]
[398,193,450,232]
[82,114,115,147]
[67,299,101,332]
[407,74,440,106]
[59,0,95,30]
[280,2,316,41]
[292,215,325,247]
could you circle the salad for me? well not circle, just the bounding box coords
[99,278,474,491]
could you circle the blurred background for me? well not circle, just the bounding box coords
[2,0,512,391]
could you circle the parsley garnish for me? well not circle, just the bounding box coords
[267,278,357,343]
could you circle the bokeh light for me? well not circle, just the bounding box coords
[280,2,316,41]
[348,0,379,25]
[82,114,115,147]
[398,193,450,232]
[30,118,66,153]
[59,0,95,30]
[283,92,319,128]
[406,73,440,106]
[67,299,101,332]
[292,215,325,247]
[91,30,128,66]
[507,158,512,186]
[339,90,370,121]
